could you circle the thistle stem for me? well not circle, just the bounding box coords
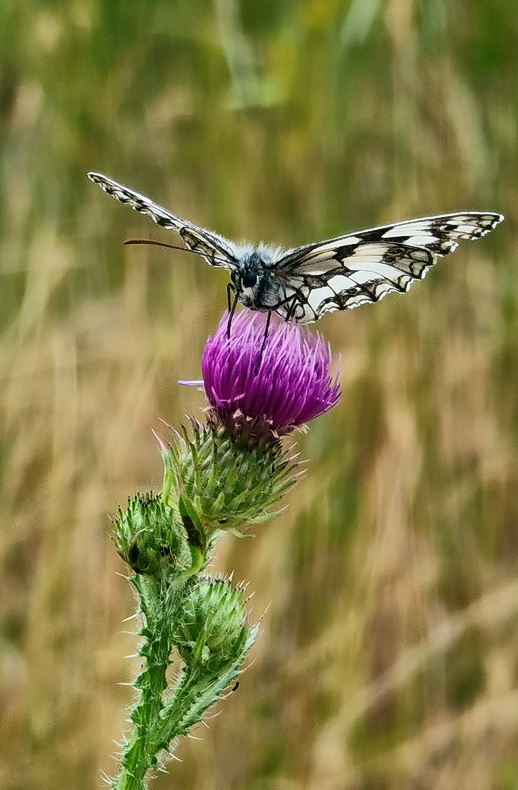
[111,566,257,790]
[112,576,174,790]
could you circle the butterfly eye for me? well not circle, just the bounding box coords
[242,271,258,288]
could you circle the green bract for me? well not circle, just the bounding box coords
[164,420,301,534]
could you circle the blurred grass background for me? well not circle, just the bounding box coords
[1,1,517,788]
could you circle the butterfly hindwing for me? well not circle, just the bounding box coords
[87,172,238,270]
[274,212,504,322]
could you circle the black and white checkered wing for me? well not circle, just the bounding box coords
[87,172,238,270]
[275,212,504,323]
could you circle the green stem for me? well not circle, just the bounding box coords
[154,622,258,750]
[112,577,175,790]
[111,575,257,790]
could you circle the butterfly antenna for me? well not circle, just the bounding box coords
[124,239,229,264]
[124,239,202,255]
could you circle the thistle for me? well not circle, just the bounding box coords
[110,310,340,789]
[201,310,340,438]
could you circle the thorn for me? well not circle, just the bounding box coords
[204,709,223,720]
[220,690,233,700]
[151,428,169,454]
[121,612,139,622]
[243,655,258,671]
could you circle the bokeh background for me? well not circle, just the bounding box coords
[1,1,517,789]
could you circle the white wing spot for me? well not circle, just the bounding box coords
[348,261,413,279]
[403,234,438,246]
[455,223,480,234]
[307,286,336,310]
[326,274,357,292]
[382,223,431,239]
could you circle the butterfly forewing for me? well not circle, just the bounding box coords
[273,212,504,322]
[87,172,238,270]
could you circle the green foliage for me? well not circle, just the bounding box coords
[111,459,262,787]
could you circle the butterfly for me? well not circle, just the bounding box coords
[88,172,503,325]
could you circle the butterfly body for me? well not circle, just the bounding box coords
[227,247,292,315]
[88,171,503,324]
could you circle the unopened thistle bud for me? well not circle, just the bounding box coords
[113,492,185,575]
[173,577,257,674]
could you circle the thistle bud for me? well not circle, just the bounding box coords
[173,577,257,674]
[113,492,184,575]
[165,421,299,533]
[171,310,340,534]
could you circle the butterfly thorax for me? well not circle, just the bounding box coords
[232,248,288,312]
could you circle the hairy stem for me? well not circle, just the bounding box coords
[111,576,176,790]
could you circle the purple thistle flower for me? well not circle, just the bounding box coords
[200,311,341,439]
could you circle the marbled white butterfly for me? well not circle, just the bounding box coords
[88,172,503,324]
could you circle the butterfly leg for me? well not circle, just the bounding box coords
[226,282,234,312]
[270,291,300,323]
[226,283,239,339]
[253,309,272,375]
[284,294,299,323]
